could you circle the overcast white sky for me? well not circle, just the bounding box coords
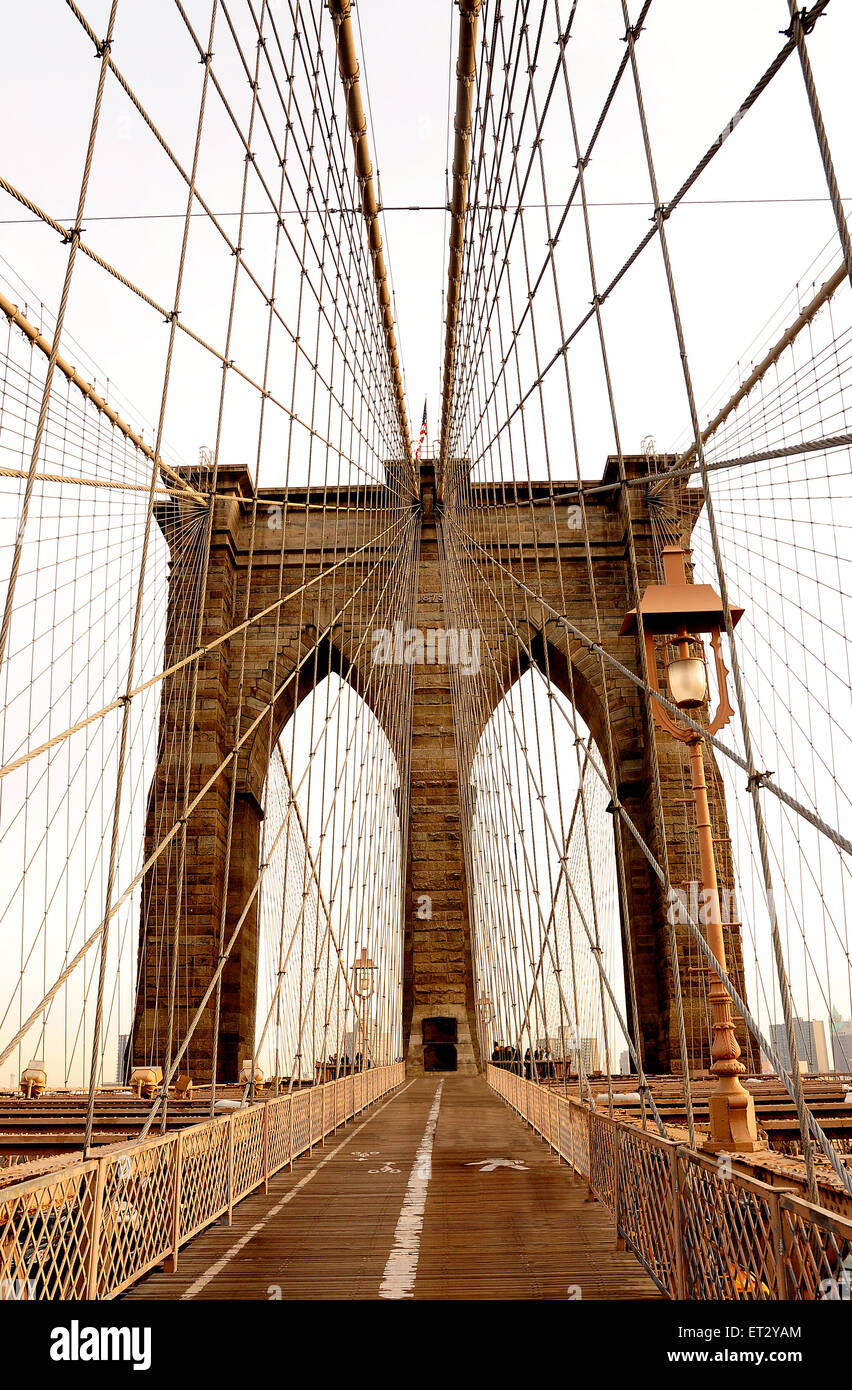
[1,0,852,1084]
[1,0,851,472]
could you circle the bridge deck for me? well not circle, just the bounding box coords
[125,1076,661,1301]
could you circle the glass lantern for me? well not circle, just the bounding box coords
[665,637,708,710]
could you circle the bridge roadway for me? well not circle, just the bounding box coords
[125,1076,660,1301]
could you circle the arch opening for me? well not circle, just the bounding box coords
[253,672,404,1083]
[468,664,630,1082]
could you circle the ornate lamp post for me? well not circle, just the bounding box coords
[477,991,494,1054]
[621,545,765,1153]
[477,991,494,1026]
[352,948,377,1068]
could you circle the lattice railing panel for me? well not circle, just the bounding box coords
[570,1105,590,1178]
[678,1158,780,1300]
[526,1082,538,1133]
[0,1164,96,1300]
[0,1066,403,1299]
[485,1065,850,1302]
[291,1091,311,1157]
[232,1105,266,1202]
[311,1090,324,1145]
[531,1084,544,1137]
[554,1094,572,1163]
[179,1122,230,1241]
[779,1198,852,1300]
[589,1116,618,1209]
[96,1140,176,1297]
[616,1129,680,1297]
[267,1095,293,1175]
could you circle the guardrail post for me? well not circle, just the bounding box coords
[263,1101,270,1194]
[289,1097,294,1172]
[570,1100,576,1172]
[227,1112,235,1224]
[86,1157,108,1299]
[309,1086,314,1155]
[164,1130,184,1273]
[615,1128,625,1250]
[586,1111,595,1199]
[670,1147,687,1300]
[771,1192,788,1299]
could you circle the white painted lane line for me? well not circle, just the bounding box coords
[379,1079,443,1300]
[182,1080,415,1300]
[465,1157,529,1171]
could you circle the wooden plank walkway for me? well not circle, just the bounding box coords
[125,1076,662,1301]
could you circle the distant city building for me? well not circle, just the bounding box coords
[116,1033,131,1084]
[619,1050,631,1075]
[554,1031,601,1073]
[769,1018,830,1074]
[374,1031,394,1064]
[831,1022,852,1072]
[811,1019,830,1072]
[343,1027,372,1060]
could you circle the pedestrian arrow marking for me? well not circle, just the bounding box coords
[464,1158,529,1172]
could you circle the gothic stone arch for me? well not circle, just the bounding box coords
[133,457,750,1081]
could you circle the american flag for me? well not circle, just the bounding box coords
[414,399,428,461]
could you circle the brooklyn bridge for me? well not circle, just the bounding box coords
[0,0,851,1307]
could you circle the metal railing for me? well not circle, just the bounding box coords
[0,1063,404,1300]
[487,1064,852,1300]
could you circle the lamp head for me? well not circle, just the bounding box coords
[667,647,708,709]
[619,546,743,636]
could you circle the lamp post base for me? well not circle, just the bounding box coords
[702,1085,768,1154]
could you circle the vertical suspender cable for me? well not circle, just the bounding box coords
[328,0,414,496]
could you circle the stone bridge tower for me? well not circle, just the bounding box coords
[132,456,751,1081]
